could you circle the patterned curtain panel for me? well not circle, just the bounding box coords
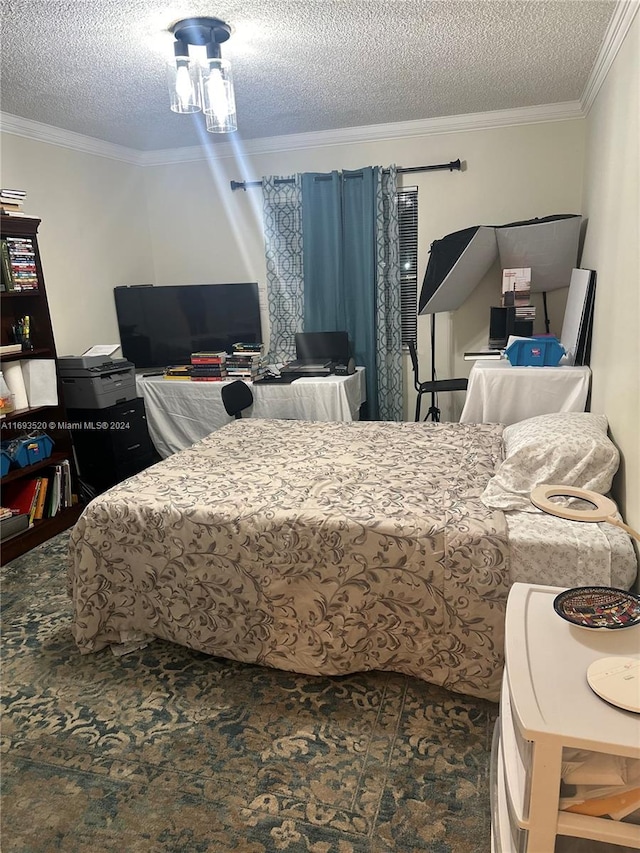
[374,166,403,421]
[262,175,304,363]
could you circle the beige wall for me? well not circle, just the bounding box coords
[581,12,639,532]
[142,118,585,420]
[0,135,153,356]
[1,118,585,416]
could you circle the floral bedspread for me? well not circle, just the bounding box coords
[68,418,509,701]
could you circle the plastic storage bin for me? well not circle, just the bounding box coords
[1,444,12,477]
[506,336,565,367]
[8,434,54,468]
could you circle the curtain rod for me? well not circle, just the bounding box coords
[229,159,462,191]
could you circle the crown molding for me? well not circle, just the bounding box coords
[141,102,584,167]
[581,0,639,113]
[0,113,143,165]
[0,101,585,168]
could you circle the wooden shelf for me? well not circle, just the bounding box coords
[0,347,52,363]
[1,403,56,423]
[1,214,84,563]
[1,451,71,485]
[1,290,42,298]
[1,503,84,565]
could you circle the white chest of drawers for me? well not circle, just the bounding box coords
[491,583,640,852]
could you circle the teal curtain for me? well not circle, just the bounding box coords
[262,166,402,420]
[302,169,378,417]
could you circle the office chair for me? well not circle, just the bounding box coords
[221,380,254,419]
[408,339,468,423]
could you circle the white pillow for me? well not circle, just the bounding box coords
[481,412,620,512]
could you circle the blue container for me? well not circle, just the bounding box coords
[506,336,565,367]
[1,444,12,477]
[9,434,54,468]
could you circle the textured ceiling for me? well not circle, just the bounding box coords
[0,0,616,151]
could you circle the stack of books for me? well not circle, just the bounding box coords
[163,365,193,381]
[226,344,266,380]
[1,236,39,291]
[0,188,27,217]
[190,351,228,382]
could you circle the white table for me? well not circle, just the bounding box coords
[137,368,366,458]
[459,359,591,425]
[493,583,640,851]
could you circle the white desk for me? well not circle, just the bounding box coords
[459,359,591,425]
[137,368,366,458]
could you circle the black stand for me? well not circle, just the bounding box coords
[542,291,551,334]
[413,314,468,423]
[426,313,440,422]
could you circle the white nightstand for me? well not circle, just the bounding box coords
[491,583,640,852]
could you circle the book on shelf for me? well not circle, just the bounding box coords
[1,239,15,290]
[44,465,64,518]
[33,477,49,521]
[2,477,41,522]
[0,512,31,542]
[3,236,39,291]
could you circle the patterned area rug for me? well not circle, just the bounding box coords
[2,532,498,852]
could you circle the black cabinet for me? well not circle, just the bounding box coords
[68,398,158,493]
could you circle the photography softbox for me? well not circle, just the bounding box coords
[418,226,497,314]
[419,214,582,314]
[495,214,582,293]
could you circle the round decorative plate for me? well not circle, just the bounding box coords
[553,586,640,630]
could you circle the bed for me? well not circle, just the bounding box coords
[67,412,637,703]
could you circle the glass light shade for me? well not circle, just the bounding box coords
[167,57,202,113]
[202,58,237,133]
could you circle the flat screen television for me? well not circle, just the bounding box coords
[114,283,262,369]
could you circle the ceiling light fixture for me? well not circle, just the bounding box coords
[167,17,237,133]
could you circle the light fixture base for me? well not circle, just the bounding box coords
[170,17,231,47]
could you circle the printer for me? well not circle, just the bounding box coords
[58,355,137,410]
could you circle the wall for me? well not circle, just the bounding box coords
[0,134,153,356]
[142,118,586,420]
[581,11,639,531]
[1,118,585,418]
